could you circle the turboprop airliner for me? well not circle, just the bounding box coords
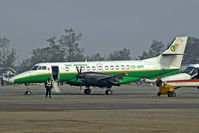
[9,37,188,95]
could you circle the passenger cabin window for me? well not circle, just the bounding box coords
[98,66,102,70]
[115,65,119,70]
[110,65,114,70]
[92,66,96,71]
[126,65,130,70]
[121,65,125,70]
[105,66,109,70]
[65,67,69,71]
[86,66,90,71]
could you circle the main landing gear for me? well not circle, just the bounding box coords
[83,87,113,95]
[84,87,91,95]
[105,86,113,95]
[105,89,113,95]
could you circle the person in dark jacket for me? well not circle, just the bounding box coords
[45,78,53,98]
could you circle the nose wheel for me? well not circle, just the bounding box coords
[24,84,31,95]
[24,90,32,95]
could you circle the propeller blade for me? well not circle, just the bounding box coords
[76,66,80,74]
[79,66,82,74]
[76,66,83,81]
[76,66,81,80]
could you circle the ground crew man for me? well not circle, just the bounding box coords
[45,78,52,98]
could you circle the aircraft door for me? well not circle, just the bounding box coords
[51,66,60,81]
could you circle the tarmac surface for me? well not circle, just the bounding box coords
[0,83,199,133]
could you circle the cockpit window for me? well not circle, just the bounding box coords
[37,66,42,70]
[31,65,47,70]
[42,66,47,70]
[192,68,198,76]
[31,65,39,70]
[183,67,195,75]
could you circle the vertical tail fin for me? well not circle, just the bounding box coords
[162,37,188,55]
[159,36,188,68]
[145,37,188,68]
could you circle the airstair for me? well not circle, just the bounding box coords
[52,80,61,94]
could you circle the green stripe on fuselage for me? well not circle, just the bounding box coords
[14,69,179,84]
[14,74,51,83]
[60,69,179,84]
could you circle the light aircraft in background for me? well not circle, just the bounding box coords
[156,64,199,88]
[138,64,199,86]
[8,37,188,95]
[155,64,199,97]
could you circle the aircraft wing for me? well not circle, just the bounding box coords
[97,73,128,82]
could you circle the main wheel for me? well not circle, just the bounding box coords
[172,92,176,97]
[168,92,172,97]
[157,92,161,97]
[84,89,91,95]
[105,90,112,95]
[24,91,31,95]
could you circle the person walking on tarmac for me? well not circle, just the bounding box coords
[45,77,53,98]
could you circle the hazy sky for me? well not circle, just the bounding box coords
[0,0,199,61]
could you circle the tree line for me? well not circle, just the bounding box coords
[1,29,199,74]
[0,37,17,74]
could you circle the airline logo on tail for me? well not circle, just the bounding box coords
[170,44,179,52]
[164,37,186,54]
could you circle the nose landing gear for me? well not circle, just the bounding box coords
[24,84,32,95]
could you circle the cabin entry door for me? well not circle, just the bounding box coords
[51,66,60,81]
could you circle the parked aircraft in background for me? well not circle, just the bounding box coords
[0,67,16,86]
[156,64,199,88]
[8,37,188,95]
[139,64,199,86]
